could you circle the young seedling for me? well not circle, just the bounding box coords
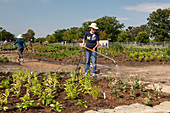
[50,101,65,112]
[16,94,39,111]
[75,99,88,108]
[39,92,56,106]
[0,89,9,111]
[64,79,79,100]
[90,85,100,99]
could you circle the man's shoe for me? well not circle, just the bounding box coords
[84,72,88,76]
[92,74,97,77]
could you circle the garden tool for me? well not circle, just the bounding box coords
[84,47,119,74]
[84,47,117,66]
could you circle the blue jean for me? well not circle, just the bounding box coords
[18,48,24,58]
[86,49,97,74]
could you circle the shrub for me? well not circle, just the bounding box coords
[144,56,149,62]
[166,48,170,57]
[138,56,143,62]
[133,57,138,61]
[157,56,162,61]
[150,55,154,61]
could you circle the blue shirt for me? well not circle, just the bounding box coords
[84,31,99,49]
[14,39,27,49]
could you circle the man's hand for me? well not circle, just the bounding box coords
[92,48,95,52]
[83,43,86,48]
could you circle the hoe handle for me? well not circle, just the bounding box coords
[84,47,94,52]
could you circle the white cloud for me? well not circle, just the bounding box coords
[117,17,129,21]
[124,2,170,13]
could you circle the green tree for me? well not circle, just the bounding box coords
[135,32,149,44]
[117,32,129,42]
[53,29,67,42]
[79,21,91,37]
[36,37,46,42]
[95,16,124,41]
[147,8,170,41]
[0,27,2,41]
[99,30,107,40]
[46,35,56,43]
[0,28,14,41]
[23,29,35,42]
[62,27,81,42]
[126,25,150,42]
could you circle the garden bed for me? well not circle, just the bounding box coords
[0,70,170,113]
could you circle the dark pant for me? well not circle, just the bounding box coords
[18,48,24,58]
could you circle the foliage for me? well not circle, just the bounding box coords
[117,32,129,42]
[53,29,67,42]
[50,101,65,112]
[95,16,124,41]
[99,30,108,40]
[111,43,124,52]
[16,94,39,111]
[75,99,88,108]
[39,92,56,106]
[0,27,15,41]
[64,79,79,100]
[0,77,10,89]
[90,85,100,99]
[135,32,149,44]
[46,35,56,43]
[0,89,9,111]
[157,55,162,61]
[125,25,150,42]
[23,29,35,42]
[166,48,170,57]
[144,56,149,62]
[62,27,81,42]
[147,8,170,41]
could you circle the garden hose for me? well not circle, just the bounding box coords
[56,48,83,70]
[84,47,117,66]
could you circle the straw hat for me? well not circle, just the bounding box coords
[17,34,23,38]
[89,23,98,29]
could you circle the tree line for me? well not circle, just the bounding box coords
[0,8,170,43]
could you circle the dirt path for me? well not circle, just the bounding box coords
[1,53,170,85]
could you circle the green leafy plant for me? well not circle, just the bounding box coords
[0,77,10,89]
[90,85,100,99]
[150,55,154,61]
[144,56,149,62]
[112,87,122,98]
[64,79,79,100]
[78,75,92,94]
[138,56,143,62]
[0,89,9,111]
[75,99,88,108]
[16,94,39,111]
[50,101,65,112]
[39,92,56,106]
[157,55,162,61]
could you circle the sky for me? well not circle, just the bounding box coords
[0,0,170,38]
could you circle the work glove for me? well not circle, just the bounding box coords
[13,45,15,48]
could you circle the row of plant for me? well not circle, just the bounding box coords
[97,45,170,62]
[28,44,81,52]
[0,68,169,112]
[25,50,82,60]
[0,55,9,62]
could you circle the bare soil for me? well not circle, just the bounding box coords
[0,72,170,113]
[1,53,170,86]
